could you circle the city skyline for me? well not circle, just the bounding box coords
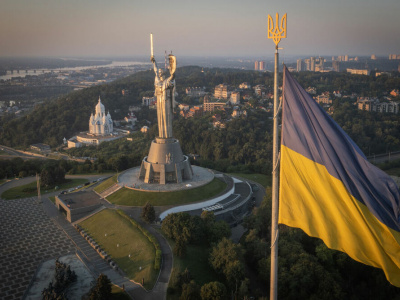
[1,0,399,58]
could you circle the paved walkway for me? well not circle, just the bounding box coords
[0,197,75,300]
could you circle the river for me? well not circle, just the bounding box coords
[0,60,150,81]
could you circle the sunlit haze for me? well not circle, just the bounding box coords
[1,0,399,58]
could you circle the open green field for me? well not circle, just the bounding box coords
[106,178,227,206]
[93,174,117,193]
[1,178,89,200]
[79,209,158,290]
[228,173,271,188]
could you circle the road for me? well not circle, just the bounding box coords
[367,151,400,164]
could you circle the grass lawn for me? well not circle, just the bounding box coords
[106,178,227,206]
[1,178,89,200]
[93,174,118,193]
[228,173,271,188]
[79,209,158,290]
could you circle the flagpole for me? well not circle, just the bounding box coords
[268,13,286,300]
[270,43,279,300]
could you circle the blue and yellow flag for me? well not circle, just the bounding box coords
[279,67,400,286]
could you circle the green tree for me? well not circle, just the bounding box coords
[40,165,65,188]
[180,280,201,300]
[174,237,187,257]
[201,211,230,244]
[209,237,245,292]
[161,212,195,243]
[200,281,228,300]
[141,202,156,223]
[88,274,112,300]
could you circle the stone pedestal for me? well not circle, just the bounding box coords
[139,138,193,184]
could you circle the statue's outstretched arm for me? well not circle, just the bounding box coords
[151,56,159,77]
[166,55,177,84]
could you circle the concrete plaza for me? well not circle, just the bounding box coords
[118,165,215,192]
[0,197,75,300]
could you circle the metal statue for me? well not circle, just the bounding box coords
[150,33,177,139]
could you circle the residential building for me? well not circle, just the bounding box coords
[214,84,229,99]
[297,59,304,72]
[357,97,399,114]
[390,89,399,97]
[254,61,259,71]
[239,82,251,89]
[310,57,316,71]
[306,87,317,95]
[332,60,340,72]
[142,96,156,106]
[30,143,51,152]
[203,97,226,112]
[254,85,267,97]
[188,106,203,117]
[232,107,247,118]
[178,104,190,111]
[185,87,206,97]
[315,92,332,105]
[229,92,241,105]
[347,69,370,75]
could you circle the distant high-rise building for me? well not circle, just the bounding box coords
[254,61,259,70]
[332,60,340,72]
[344,55,349,62]
[315,57,325,71]
[259,61,265,70]
[297,59,304,72]
[304,59,311,71]
[371,54,377,60]
[310,57,316,71]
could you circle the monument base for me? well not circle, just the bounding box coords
[139,138,193,184]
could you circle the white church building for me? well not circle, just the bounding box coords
[89,97,114,135]
[68,97,128,148]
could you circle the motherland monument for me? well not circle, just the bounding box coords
[139,34,193,184]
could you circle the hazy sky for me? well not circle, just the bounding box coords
[1,0,399,58]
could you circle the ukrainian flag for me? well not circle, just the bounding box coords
[279,67,400,286]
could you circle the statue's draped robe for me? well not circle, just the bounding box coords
[155,75,174,138]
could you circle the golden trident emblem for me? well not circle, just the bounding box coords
[268,13,287,46]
